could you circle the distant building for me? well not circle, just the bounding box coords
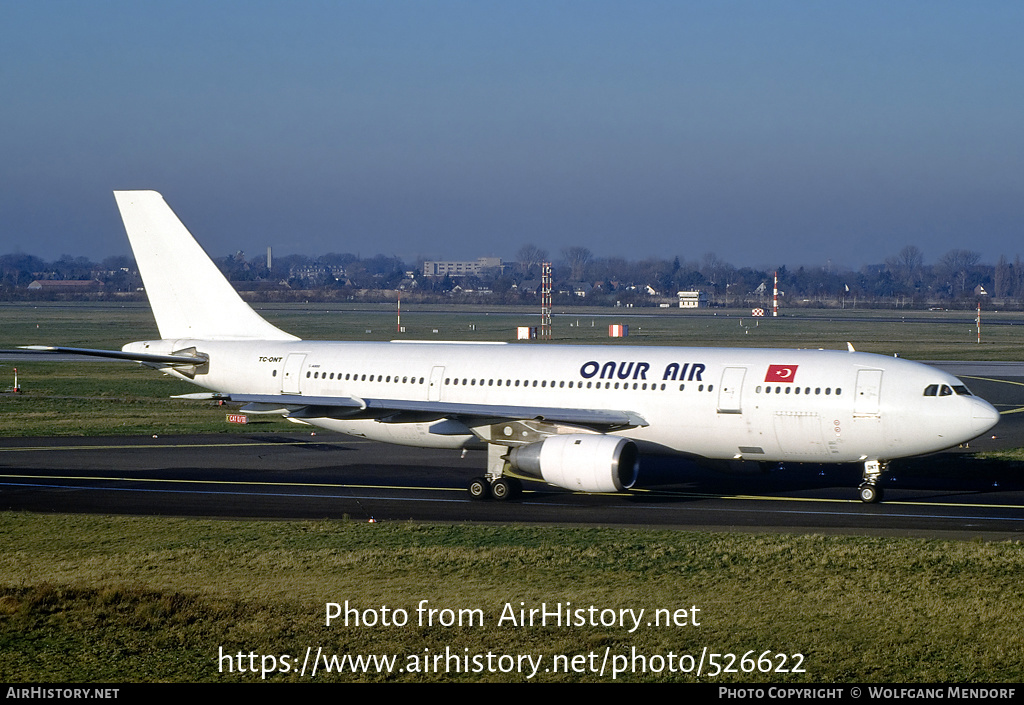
[288,264,347,282]
[28,280,102,292]
[422,257,502,277]
[677,290,707,308]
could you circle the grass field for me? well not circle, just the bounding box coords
[2,302,1023,683]
[2,514,1022,683]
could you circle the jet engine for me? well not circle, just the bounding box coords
[506,434,639,493]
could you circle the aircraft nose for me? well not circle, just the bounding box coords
[970,398,1000,436]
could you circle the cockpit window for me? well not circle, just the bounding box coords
[925,383,972,397]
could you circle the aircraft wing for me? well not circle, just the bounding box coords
[215,393,648,430]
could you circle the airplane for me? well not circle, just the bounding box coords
[23,191,1000,504]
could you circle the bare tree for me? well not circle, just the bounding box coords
[937,249,981,297]
[517,244,548,278]
[994,254,1012,298]
[561,246,593,282]
[885,245,925,292]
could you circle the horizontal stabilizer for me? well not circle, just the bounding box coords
[18,345,209,365]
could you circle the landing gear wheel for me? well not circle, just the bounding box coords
[490,477,521,501]
[468,477,491,500]
[858,483,883,503]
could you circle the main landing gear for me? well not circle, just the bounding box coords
[468,475,523,501]
[468,443,523,501]
[858,459,887,503]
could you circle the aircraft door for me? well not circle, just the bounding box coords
[428,366,445,401]
[717,367,747,414]
[281,354,306,395]
[853,369,883,417]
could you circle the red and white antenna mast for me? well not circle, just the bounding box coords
[977,301,981,344]
[540,262,552,340]
[773,271,779,317]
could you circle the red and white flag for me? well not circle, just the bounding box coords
[765,364,798,383]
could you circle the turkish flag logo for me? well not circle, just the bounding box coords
[765,364,798,383]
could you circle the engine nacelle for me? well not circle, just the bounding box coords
[506,434,639,493]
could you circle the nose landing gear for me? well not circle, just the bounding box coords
[858,459,887,503]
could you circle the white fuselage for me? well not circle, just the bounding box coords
[127,338,1000,464]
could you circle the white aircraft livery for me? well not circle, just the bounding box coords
[28,191,1001,503]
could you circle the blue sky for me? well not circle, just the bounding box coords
[1,1,1022,269]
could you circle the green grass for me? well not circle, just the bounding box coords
[1,513,1022,682]
[0,362,296,436]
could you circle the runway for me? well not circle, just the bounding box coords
[1,431,1022,538]
[1,368,1023,538]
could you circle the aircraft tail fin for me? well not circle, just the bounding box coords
[114,191,298,341]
